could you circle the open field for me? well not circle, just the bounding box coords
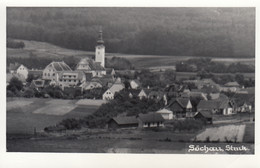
[8,39,255,69]
[195,124,245,142]
[7,98,100,134]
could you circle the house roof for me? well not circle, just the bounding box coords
[47,61,72,72]
[76,57,105,71]
[138,113,165,122]
[129,89,142,96]
[109,83,125,94]
[168,98,190,108]
[148,91,165,99]
[232,93,254,106]
[29,70,43,76]
[131,79,141,86]
[8,63,21,71]
[197,100,220,110]
[111,116,138,125]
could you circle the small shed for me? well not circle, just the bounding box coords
[138,113,165,128]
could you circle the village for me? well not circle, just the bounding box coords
[6,28,255,134]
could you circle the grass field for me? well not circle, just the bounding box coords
[6,98,100,134]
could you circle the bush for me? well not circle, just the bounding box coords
[23,89,35,98]
[7,90,15,97]
[59,118,81,130]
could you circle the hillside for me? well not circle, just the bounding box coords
[7,7,255,58]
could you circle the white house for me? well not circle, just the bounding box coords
[57,71,86,90]
[16,64,29,79]
[156,108,174,120]
[102,83,125,100]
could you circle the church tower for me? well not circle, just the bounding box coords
[95,27,105,67]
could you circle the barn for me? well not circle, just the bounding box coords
[193,110,213,124]
[107,116,139,129]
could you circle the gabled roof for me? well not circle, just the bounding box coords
[232,93,254,106]
[109,83,125,94]
[168,98,190,108]
[111,116,138,125]
[9,63,21,71]
[46,61,72,72]
[131,79,141,86]
[128,89,142,97]
[148,91,165,99]
[138,113,165,122]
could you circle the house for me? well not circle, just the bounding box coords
[107,116,139,129]
[167,98,193,118]
[56,71,86,90]
[137,113,165,128]
[81,81,102,91]
[138,89,151,100]
[42,61,72,82]
[197,99,234,115]
[75,57,106,77]
[232,93,254,113]
[128,89,141,98]
[102,83,125,100]
[8,63,29,79]
[224,81,240,87]
[106,68,116,78]
[194,110,213,124]
[30,79,45,90]
[130,79,141,89]
[156,108,174,120]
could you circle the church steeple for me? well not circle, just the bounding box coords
[95,26,105,68]
[97,26,104,45]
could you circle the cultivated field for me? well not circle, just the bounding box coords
[6,98,101,134]
[195,124,246,142]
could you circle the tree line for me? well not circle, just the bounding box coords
[7,7,255,57]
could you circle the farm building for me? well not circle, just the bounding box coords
[107,116,139,129]
[156,108,174,120]
[197,99,235,115]
[42,61,72,81]
[137,113,165,128]
[194,110,213,124]
[167,98,192,118]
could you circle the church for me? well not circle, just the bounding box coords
[75,27,106,77]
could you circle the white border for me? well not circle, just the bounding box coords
[0,0,259,168]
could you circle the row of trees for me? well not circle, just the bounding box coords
[7,39,25,49]
[176,58,254,73]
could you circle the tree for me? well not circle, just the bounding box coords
[7,77,23,92]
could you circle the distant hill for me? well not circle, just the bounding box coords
[7,7,255,57]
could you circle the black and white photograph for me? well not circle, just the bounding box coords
[5,7,256,154]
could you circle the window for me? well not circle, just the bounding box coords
[69,80,71,82]
[53,73,55,76]
[48,73,50,76]
[74,80,76,82]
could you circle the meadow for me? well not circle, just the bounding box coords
[6,98,102,135]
